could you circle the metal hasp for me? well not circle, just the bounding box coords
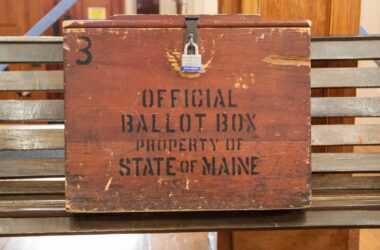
[183,16,199,48]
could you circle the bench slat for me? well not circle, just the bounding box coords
[1,192,380,217]
[2,68,379,91]
[1,36,380,63]
[0,100,64,121]
[311,197,380,210]
[2,97,380,121]
[0,179,64,195]
[312,97,380,117]
[0,158,64,178]
[0,37,62,63]
[0,124,378,150]
[311,68,380,88]
[0,205,63,219]
[1,210,380,235]
[0,176,377,195]
[1,68,379,91]
[0,71,63,91]
[1,153,379,178]
[0,125,64,150]
[311,36,380,60]
[313,176,380,190]
[0,199,66,217]
[312,153,380,173]
[312,125,380,146]
[0,44,62,63]
[0,37,63,43]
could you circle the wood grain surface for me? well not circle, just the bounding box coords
[64,17,311,212]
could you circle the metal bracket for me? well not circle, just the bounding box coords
[183,16,199,48]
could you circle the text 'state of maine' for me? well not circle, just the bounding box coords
[118,89,260,177]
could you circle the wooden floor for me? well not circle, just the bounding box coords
[0,230,379,250]
[0,233,214,250]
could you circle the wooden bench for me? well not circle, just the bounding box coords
[0,35,380,235]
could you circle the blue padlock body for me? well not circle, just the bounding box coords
[181,66,202,72]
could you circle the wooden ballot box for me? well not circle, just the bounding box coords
[63,15,311,212]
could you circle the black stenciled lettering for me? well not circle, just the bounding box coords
[216,113,228,132]
[169,139,177,151]
[180,113,191,132]
[166,157,176,176]
[142,89,154,107]
[218,158,230,175]
[121,114,125,132]
[157,139,166,151]
[195,113,206,132]
[228,89,237,107]
[250,156,259,174]
[192,89,203,107]
[76,36,92,65]
[246,113,256,131]
[210,138,219,151]
[154,157,164,176]
[189,138,197,151]
[216,114,220,132]
[184,89,189,107]
[119,158,131,176]
[179,138,186,151]
[226,139,234,151]
[125,114,133,132]
[200,138,207,151]
[232,113,244,131]
[132,158,143,176]
[221,114,228,132]
[231,157,237,175]
[157,89,166,107]
[143,158,154,176]
[171,89,180,107]
[214,89,226,107]
[165,114,175,133]
[206,89,211,107]
[202,157,215,175]
[236,157,249,175]
[200,156,260,176]
[152,114,160,132]
[136,114,148,132]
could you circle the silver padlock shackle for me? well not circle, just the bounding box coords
[188,34,195,45]
[184,34,199,55]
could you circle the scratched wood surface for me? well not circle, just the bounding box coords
[64,17,311,212]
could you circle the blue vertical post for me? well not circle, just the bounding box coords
[0,0,78,71]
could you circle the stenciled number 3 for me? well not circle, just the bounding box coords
[76,36,92,65]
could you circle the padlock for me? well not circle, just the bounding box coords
[181,39,202,73]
